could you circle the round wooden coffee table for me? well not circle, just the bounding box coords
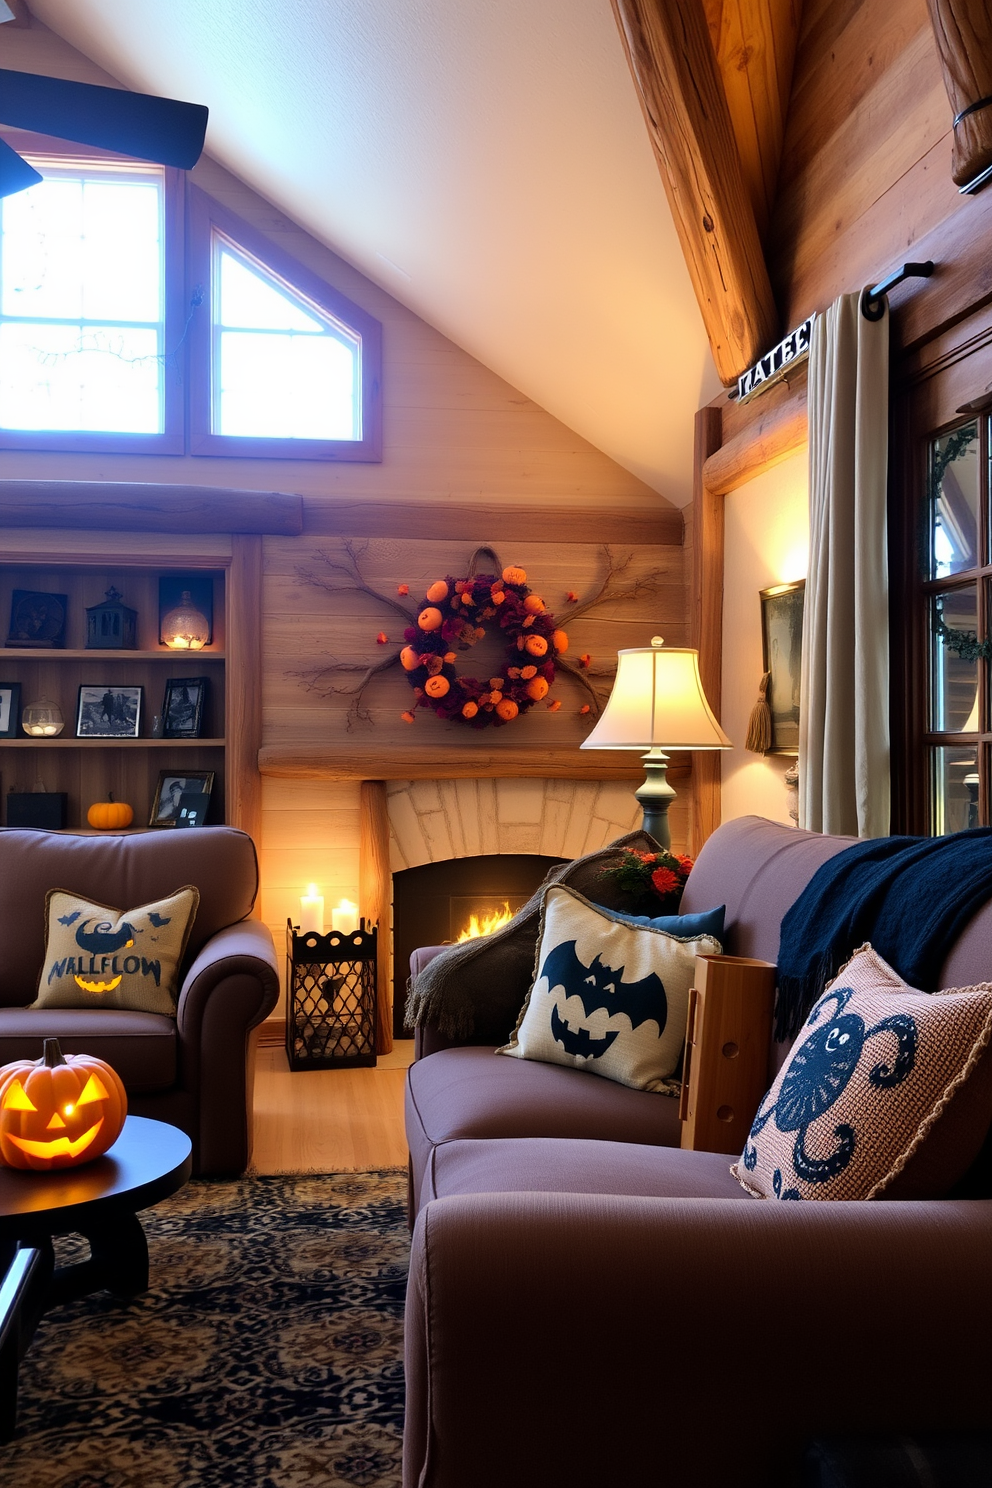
[0,1115,192,1439]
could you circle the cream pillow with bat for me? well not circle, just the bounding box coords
[498,884,721,1092]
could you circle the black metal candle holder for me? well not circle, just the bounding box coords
[285,920,378,1071]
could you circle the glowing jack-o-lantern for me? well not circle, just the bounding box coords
[0,1038,127,1171]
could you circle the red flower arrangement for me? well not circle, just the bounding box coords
[399,565,568,728]
[600,848,694,910]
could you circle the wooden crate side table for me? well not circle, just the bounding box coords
[679,953,776,1154]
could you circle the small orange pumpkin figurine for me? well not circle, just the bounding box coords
[86,793,134,830]
[0,1039,127,1170]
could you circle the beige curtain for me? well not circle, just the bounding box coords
[799,291,890,837]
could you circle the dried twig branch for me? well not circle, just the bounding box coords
[561,545,665,626]
[554,656,613,715]
[291,653,403,730]
[296,539,418,623]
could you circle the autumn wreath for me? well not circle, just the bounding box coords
[400,563,568,727]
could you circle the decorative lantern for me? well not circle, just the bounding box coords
[161,590,210,650]
[286,920,378,1070]
[0,1038,127,1170]
[86,586,137,650]
[21,698,65,737]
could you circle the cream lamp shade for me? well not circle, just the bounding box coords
[580,637,731,847]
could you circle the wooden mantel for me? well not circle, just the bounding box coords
[258,744,691,783]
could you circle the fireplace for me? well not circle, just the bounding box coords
[392,852,566,1037]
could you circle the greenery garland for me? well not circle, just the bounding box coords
[400,564,567,727]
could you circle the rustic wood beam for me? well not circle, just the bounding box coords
[0,482,303,535]
[702,0,802,237]
[227,535,263,856]
[359,780,393,1055]
[926,0,992,189]
[688,407,724,855]
[611,0,779,384]
[258,745,691,783]
[704,367,807,495]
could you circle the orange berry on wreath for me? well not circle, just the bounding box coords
[548,699,562,712]
[376,632,388,645]
[418,607,443,631]
[524,634,549,657]
[401,710,416,724]
[552,629,568,653]
[579,653,591,668]
[397,583,410,596]
[579,704,590,714]
[426,580,449,603]
[525,677,549,701]
[462,701,479,719]
[424,674,450,699]
[496,698,519,721]
[400,646,419,671]
[566,591,579,603]
[502,566,527,585]
[444,652,457,663]
[520,665,537,679]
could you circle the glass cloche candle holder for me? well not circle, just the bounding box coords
[161,590,210,650]
[22,699,65,737]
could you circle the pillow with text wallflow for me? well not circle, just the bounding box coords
[32,886,200,1017]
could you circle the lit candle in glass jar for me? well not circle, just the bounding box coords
[299,884,324,935]
[331,899,360,934]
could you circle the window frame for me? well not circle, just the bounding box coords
[0,130,185,457]
[185,186,382,462]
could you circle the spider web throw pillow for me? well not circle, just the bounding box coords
[733,945,992,1201]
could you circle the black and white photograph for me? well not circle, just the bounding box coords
[76,684,143,739]
[760,580,805,754]
[0,682,21,738]
[149,771,215,827]
[162,676,208,738]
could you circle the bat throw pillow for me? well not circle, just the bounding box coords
[498,884,722,1091]
[33,885,200,1016]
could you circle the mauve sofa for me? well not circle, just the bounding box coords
[0,827,279,1176]
[403,815,992,1488]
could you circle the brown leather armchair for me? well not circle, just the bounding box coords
[0,827,278,1176]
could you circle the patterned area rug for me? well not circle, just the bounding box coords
[5,1170,409,1488]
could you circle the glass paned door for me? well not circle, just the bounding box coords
[924,415,990,832]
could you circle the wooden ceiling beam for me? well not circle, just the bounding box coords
[611,0,779,385]
[702,0,802,238]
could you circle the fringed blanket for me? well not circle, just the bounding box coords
[405,829,662,1043]
[776,827,992,1040]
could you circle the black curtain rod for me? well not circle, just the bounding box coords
[861,261,935,321]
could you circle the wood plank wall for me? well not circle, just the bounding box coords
[769,0,960,326]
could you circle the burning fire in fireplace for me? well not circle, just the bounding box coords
[457,902,515,941]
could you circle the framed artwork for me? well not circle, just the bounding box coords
[0,682,21,738]
[76,684,142,739]
[158,575,213,648]
[6,590,67,649]
[149,771,215,827]
[162,676,208,738]
[760,580,805,754]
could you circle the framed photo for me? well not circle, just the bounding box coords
[149,771,215,828]
[159,575,213,648]
[162,676,208,738]
[76,684,142,739]
[0,682,21,738]
[6,590,67,649]
[760,580,805,754]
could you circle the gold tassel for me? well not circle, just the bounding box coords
[745,671,772,754]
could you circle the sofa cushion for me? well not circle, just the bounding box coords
[498,885,720,1091]
[0,1007,177,1093]
[33,886,199,1016]
[425,1136,747,1205]
[0,827,258,1009]
[406,1045,682,1210]
[734,946,992,1201]
[404,827,673,1045]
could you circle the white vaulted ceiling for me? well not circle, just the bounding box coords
[21,0,718,504]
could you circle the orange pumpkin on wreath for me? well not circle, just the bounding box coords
[401,559,566,728]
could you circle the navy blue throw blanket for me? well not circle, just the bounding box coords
[775,827,992,1041]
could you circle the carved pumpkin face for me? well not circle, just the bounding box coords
[0,1040,127,1171]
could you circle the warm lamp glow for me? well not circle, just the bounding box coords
[162,590,210,650]
[581,637,730,847]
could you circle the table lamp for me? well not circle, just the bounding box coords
[580,636,731,848]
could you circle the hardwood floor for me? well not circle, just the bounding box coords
[251,1040,415,1173]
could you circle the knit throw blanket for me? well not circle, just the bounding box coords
[775,827,992,1040]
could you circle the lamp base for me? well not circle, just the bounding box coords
[634,748,676,850]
